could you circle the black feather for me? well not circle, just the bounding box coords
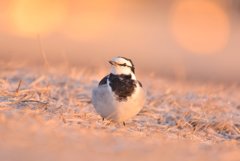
[98,75,108,86]
[118,56,135,73]
[108,73,137,101]
[138,81,143,87]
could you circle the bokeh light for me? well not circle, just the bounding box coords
[63,0,117,41]
[170,0,230,55]
[0,1,13,33]
[10,0,67,36]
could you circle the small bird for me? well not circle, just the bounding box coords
[92,56,145,125]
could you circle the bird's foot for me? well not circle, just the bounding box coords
[123,122,126,126]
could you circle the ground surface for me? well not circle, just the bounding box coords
[0,64,240,161]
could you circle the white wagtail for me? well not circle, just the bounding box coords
[92,56,145,125]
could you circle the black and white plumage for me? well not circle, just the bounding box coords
[92,56,145,122]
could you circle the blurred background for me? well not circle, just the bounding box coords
[0,0,240,82]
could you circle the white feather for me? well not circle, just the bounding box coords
[92,84,145,122]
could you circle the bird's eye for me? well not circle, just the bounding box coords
[119,63,127,67]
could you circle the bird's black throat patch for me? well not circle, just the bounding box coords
[108,73,137,101]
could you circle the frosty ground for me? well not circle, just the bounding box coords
[0,64,239,161]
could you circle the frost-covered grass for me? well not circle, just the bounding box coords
[0,64,239,161]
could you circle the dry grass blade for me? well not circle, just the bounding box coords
[15,79,22,94]
[21,99,48,105]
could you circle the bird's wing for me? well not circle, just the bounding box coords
[137,80,143,87]
[98,75,109,86]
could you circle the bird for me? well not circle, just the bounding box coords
[92,56,145,125]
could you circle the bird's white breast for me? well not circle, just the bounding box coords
[92,84,145,122]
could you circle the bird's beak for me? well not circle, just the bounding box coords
[109,60,116,66]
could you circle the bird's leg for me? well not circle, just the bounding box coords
[123,122,126,126]
[102,117,105,121]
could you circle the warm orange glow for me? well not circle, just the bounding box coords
[64,0,117,41]
[170,0,230,55]
[10,0,67,36]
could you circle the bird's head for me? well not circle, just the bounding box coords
[109,56,136,77]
